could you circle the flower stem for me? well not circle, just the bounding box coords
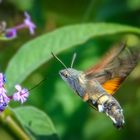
[9,23,27,31]
[0,112,30,140]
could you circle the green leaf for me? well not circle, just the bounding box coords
[8,0,34,10]
[13,106,57,137]
[5,23,140,91]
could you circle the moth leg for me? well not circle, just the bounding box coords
[87,99,98,111]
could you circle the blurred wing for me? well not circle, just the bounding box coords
[85,43,140,95]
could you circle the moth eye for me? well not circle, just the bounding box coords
[65,73,68,78]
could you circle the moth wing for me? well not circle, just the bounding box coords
[85,43,140,95]
[85,42,125,75]
[101,77,123,95]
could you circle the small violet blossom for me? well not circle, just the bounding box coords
[0,87,10,112]
[24,12,36,35]
[13,84,29,104]
[0,73,29,112]
[0,73,6,87]
[0,73,9,112]
[5,28,17,39]
[5,12,36,39]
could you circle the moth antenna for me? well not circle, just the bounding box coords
[71,53,77,68]
[51,52,68,69]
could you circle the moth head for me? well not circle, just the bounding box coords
[51,52,83,90]
[51,52,80,81]
[59,68,72,80]
[59,68,81,81]
[59,68,84,94]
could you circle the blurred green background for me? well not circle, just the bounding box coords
[0,0,140,140]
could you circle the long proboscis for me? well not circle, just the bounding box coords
[27,52,76,93]
[28,78,47,92]
[27,73,58,93]
[28,52,68,93]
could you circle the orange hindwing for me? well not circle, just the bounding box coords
[102,77,123,95]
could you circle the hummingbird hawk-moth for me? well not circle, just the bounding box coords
[52,42,140,129]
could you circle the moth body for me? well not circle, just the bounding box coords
[54,42,140,129]
[59,68,124,128]
[95,94,124,128]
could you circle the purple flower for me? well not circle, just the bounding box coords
[0,87,10,103]
[0,102,8,112]
[0,73,9,112]
[0,73,29,112]
[5,28,17,39]
[0,86,10,112]
[24,12,36,35]
[4,12,36,39]
[13,84,29,104]
[0,73,6,87]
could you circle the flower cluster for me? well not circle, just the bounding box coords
[0,73,29,112]
[1,12,36,40]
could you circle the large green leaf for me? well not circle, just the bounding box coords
[13,106,57,139]
[5,23,140,91]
